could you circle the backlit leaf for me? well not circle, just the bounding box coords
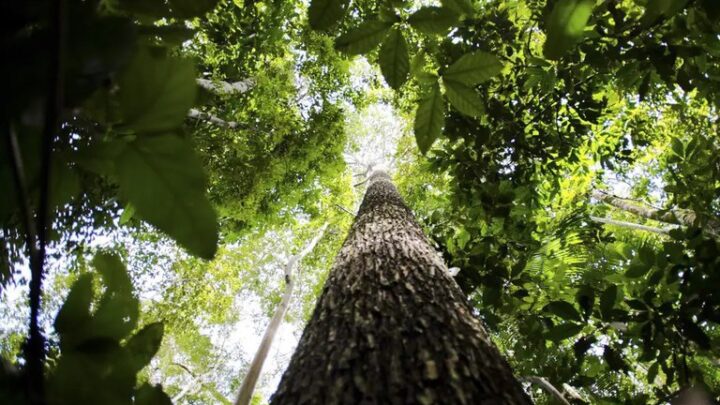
[379,28,410,89]
[118,47,197,134]
[444,79,484,117]
[443,51,503,86]
[116,134,219,259]
[543,0,595,60]
[335,20,393,55]
[414,82,444,155]
[407,7,459,35]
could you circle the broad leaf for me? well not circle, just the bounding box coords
[408,6,459,35]
[600,284,618,317]
[309,0,349,31]
[544,300,582,321]
[543,0,595,60]
[118,47,197,134]
[545,322,583,342]
[443,51,503,86]
[126,323,164,372]
[625,261,651,278]
[414,82,444,155]
[444,80,484,117]
[116,134,219,259]
[92,253,139,340]
[54,274,94,347]
[135,383,173,405]
[379,28,410,89]
[335,20,393,55]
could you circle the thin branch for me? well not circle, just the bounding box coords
[196,78,254,96]
[188,108,240,129]
[520,376,571,405]
[334,204,355,217]
[590,216,673,235]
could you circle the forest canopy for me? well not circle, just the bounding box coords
[1,0,719,404]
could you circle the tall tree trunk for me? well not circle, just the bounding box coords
[236,223,329,405]
[592,190,720,237]
[271,171,531,404]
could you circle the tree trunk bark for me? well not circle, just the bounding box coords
[270,171,531,404]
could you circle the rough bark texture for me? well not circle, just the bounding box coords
[271,171,531,405]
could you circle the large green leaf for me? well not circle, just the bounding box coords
[443,80,484,117]
[414,82,444,155]
[54,274,95,348]
[442,51,503,86]
[308,0,349,31]
[92,253,139,340]
[407,6,459,35]
[335,20,393,55]
[126,323,164,372]
[379,28,410,89]
[135,383,173,405]
[118,47,197,134]
[545,322,583,342]
[542,0,595,60]
[544,300,582,321]
[115,134,219,259]
[600,284,618,318]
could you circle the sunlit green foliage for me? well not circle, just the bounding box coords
[2,0,720,403]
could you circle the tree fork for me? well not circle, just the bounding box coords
[271,171,531,404]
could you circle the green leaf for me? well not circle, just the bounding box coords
[545,300,582,321]
[647,361,659,383]
[414,82,444,155]
[379,28,410,89]
[638,246,656,265]
[54,274,95,345]
[118,47,197,134]
[442,51,503,86]
[441,0,474,15]
[309,0,349,31]
[542,0,595,60]
[135,383,173,405]
[600,284,618,317]
[49,159,80,211]
[93,252,132,294]
[92,253,139,340]
[126,323,164,372]
[625,261,651,278]
[444,80,484,117]
[683,319,711,350]
[335,20,393,55]
[546,322,583,342]
[408,6,460,35]
[119,203,135,225]
[115,134,219,259]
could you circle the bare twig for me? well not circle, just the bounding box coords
[188,108,241,129]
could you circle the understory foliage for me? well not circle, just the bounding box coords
[1,0,719,404]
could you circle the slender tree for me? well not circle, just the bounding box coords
[236,223,329,405]
[271,171,531,404]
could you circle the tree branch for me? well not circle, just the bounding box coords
[590,216,673,235]
[520,376,571,405]
[188,108,240,129]
[196,78,254,96]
